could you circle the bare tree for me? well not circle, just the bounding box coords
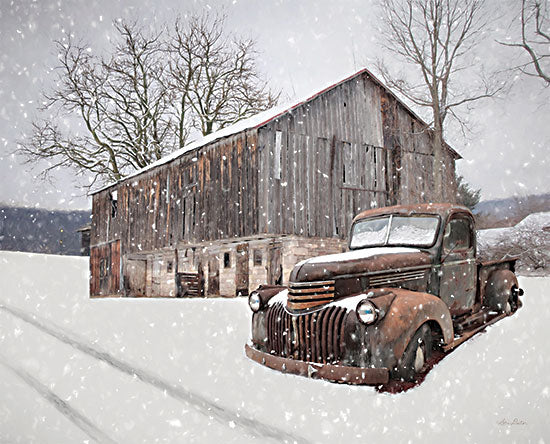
[501,0,550,85]
[18,22,171,187]
[376,0,502,200]
[18,14,278,187]
[168,13,279,142]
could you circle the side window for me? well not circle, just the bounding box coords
[110,190,118,218]
[253,249,262,266]
[443,217,472,252]
[274,131,282,180]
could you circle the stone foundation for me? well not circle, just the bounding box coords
[120,235,347,297]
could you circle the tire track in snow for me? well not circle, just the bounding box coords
[0,354,117,444]
[0,303,309,444]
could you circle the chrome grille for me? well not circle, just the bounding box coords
[265,302,348,364]
[288,280,335,310]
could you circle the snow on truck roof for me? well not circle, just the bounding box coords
[91,68,461,195]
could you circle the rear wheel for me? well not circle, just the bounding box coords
[510,285,524,312]
[392,324,432,382]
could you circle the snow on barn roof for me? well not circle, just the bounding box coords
[91,68,461,195]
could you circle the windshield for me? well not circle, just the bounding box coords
[350,215,439,249]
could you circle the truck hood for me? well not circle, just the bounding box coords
[290,247,432,282]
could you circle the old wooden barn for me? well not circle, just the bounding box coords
[89,68,460,298]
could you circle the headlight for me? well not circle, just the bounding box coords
[356,300,377,325]
[248,291,262,312]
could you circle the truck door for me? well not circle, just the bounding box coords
[439,215,476,316]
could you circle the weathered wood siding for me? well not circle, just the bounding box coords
[91,130,261,254]
[90,240,120,296]
[257,71,457,239]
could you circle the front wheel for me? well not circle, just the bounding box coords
[392,324,432,382]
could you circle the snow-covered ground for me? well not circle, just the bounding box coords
[0,251,549,444]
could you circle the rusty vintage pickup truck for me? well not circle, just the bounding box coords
[245,203,524,384]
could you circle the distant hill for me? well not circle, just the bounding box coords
[474,193,550,229]
[0,206,91,256]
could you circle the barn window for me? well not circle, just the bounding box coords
[110,190,118,218]
[373,147,378,188]
[253,249,262,266]
[342,142,358,186]
[224,252,231,268]
[166,173,171,205]
[192,195,196,230]
[274,130,282,180]
[222,155,229,191]
[182,199,186,237]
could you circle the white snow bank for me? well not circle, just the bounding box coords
[515,211,550,230]
[477,211,550,247]
[477,226,509,246]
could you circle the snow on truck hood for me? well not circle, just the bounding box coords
[295,247,421,267]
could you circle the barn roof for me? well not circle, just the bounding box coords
[91,68,461,195]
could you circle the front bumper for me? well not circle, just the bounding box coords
[245,343,389,385]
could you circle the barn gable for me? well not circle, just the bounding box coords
[255,70,458,239]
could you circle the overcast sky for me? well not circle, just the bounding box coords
[1,0,549,210]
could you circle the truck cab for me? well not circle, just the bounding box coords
[348,205,478,315]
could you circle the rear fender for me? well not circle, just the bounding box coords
[483,269,519,311]
[367,288,453,369]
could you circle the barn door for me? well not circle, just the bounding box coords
[150,254,163,297]
[124,259,147,297]
[99,249,110,295]
[110,240,120,294]
[390,146,402,205]
[208,257,220,296]
[267,244,283,285]
[90,240,120,296]
[235,243,249,296]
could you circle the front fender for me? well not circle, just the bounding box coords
[253,285,287,306]
[367,288,453,369]
[250,285,287,351]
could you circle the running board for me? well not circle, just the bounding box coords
[443,312,508,352]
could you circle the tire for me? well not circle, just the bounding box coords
[510,285,523,313]
[392,324,432,382]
